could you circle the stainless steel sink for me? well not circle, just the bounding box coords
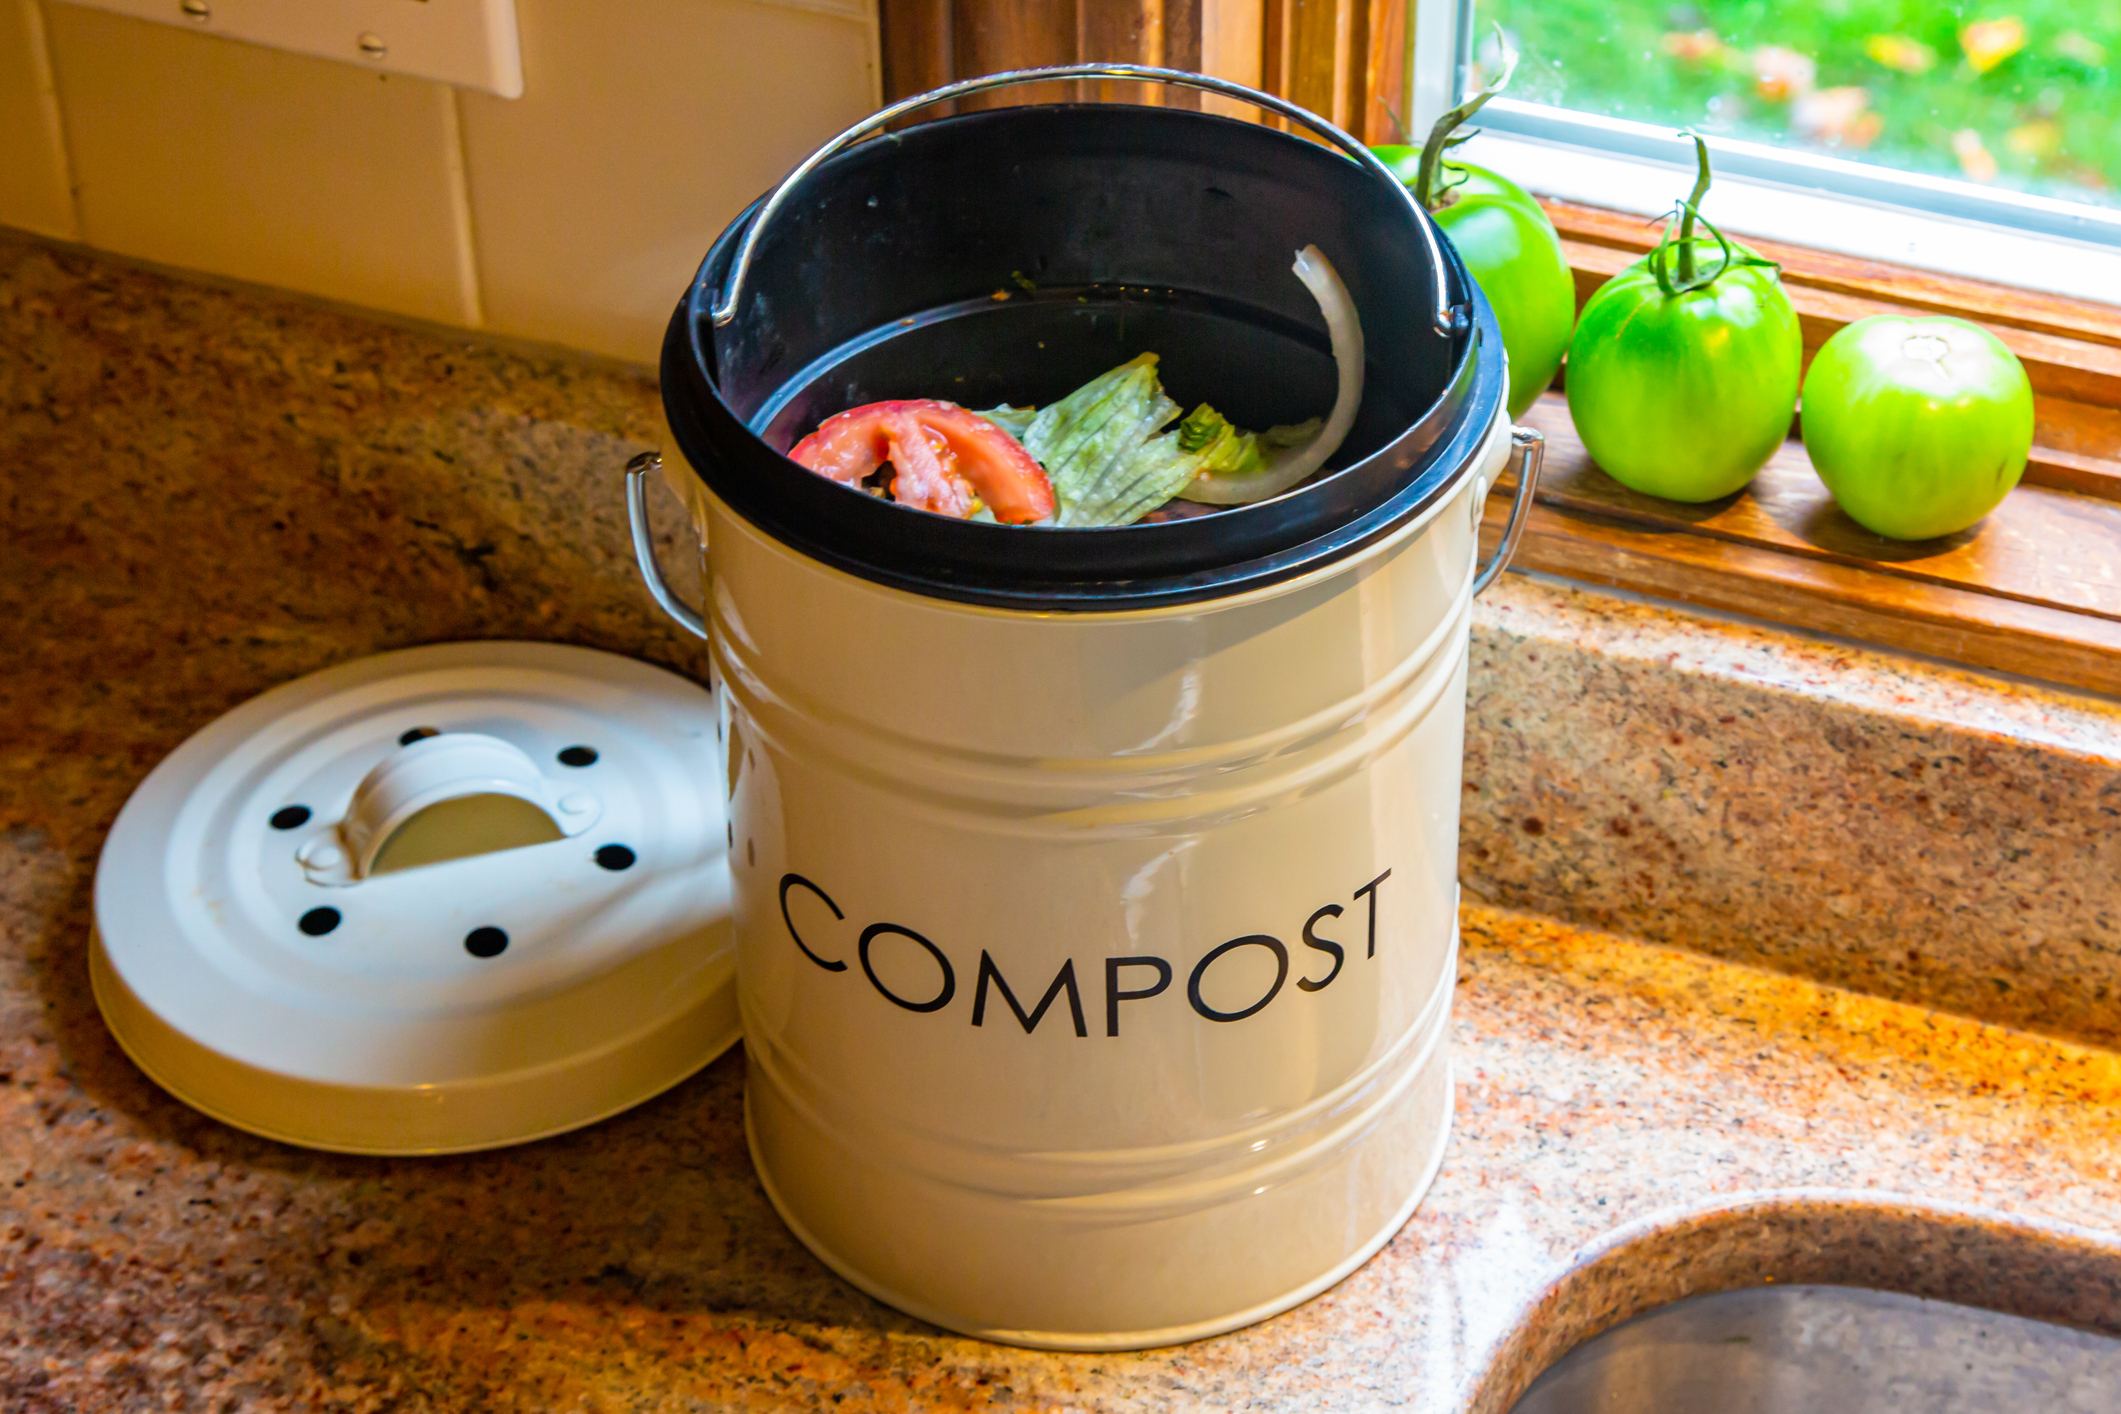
[1509,1284,2121,1412]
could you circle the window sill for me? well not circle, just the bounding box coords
[1480,200,2121,698]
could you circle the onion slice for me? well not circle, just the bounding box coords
[1179,245,1364,505]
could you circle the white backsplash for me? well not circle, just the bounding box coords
[2,0,880,362]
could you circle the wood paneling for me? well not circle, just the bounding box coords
[948,0,1078,108]
[1261,0,1386,133]
[879,0,1388,133]
[880,0,954,110]
[881,0,1211,109]
[1363,0,1405,143]
[873,0,1392,130]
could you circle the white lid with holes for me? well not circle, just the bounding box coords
[89,640,736,1155]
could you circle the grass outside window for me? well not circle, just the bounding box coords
[1476,0,2118,204]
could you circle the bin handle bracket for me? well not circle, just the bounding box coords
[624,452,709,642]
[1473,426,1544,598]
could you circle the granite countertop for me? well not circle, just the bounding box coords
[7,233,2121,1411]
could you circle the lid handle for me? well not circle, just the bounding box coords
[323,733,591,884]
[710,63,1470,343]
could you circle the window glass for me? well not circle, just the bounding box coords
[1473,1,2118,208]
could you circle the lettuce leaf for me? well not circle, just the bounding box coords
[1178,245,1361,505]
[977,405,1038,440]
[979,357,1323,527]
[1010,355,1189,528]
[965,247,1357,522]
[1175,406,1321,480]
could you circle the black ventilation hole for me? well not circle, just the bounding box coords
[299,907,341,937]
[270,805,311,830]
[594,844,636,872]
[399,726,440,746]
[558,746,598,767]
[465,926,509,958]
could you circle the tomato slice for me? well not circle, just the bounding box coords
[788,399,1055,523]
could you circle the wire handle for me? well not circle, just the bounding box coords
[624,452,709,641]
[1472,427,1543,597]
[710,63,1469,342]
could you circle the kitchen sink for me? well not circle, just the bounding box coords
[1509,1284,2121,1412]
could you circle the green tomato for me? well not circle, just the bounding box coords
[1800,315,2033,541]
[1375,149,1577,418]
[1565,238,1802,502]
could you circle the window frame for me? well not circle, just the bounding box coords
[1407,1,2121,697]
[1410,0,2121,304]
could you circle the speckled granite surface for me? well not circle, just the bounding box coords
[1462,581,2121,1050]
[7,232,2121,1410]
[10,892,2121,1410]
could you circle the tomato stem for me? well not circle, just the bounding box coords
[1674,133,1712,286]
[1643,133,1768,298]
[1413,26,1518,211]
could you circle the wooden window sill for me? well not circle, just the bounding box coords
[1480,200,2121,697]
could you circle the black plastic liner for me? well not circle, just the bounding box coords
[661,103,1504,611]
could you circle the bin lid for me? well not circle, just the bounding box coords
[90,640,737,1155]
